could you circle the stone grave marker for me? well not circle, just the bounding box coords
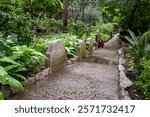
[76,41,86,61]
[86,39,94,56]
[45,40,67,71]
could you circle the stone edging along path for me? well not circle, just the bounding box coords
[7,34,133,100]
[118,48,133,100]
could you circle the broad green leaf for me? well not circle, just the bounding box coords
[128,30,138,45]
[0,66,7,76]
[4,65,19,71]
[0,70,24,92]
[11,73,27,81]
[2,74,24,91]
[69,52,76,57]
[9,52,23,60]
[65,47,71,54]
[14,66,27,73]
[0,57,19,65]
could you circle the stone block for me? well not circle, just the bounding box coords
[45,40,67,71]
[121,76,133,89]
[86,39,94,56]
[76,41,86,61]
[35,68,51,81]
[23,77,35,86]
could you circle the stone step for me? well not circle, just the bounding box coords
[79,55,118,65]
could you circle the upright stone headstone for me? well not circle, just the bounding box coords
[96,30,100,41]
[76,41,86,61]
[86,39,94,56]
[45,40,67,71]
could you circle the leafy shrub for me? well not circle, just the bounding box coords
[101,33,110,41]
[35,33,82,58]
[68,19,88,38]
[42,18,63,33]
[11,46,47,71]
[0,11,34,46]
[84,32,110,41]
[0,57,27,82]
[58,34,82,58]
[135,60,150,99]
[0,56,27,99]
[124,30,150,99]
[125,30,150,72]
[83,6,100,25]
[64,40,78,58]
[48,33,81,58]
[92,22,114,34]
[33,38,50,53]
[0,36,15,57]
[33,34,58,53]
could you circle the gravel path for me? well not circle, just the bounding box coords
[9,35,121,100]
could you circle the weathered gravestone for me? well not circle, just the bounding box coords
[95,30,100,47]
[76,41,86,61]
[86,39,94,56]
[45,40,67,71]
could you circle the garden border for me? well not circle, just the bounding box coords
[118,47,133,100]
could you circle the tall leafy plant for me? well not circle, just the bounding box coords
[0,57,27,100]
[125,30,150,72]
[11,46,47,71]
[135,60,150,99]
[0,36,14,57]
[0,11,34,46]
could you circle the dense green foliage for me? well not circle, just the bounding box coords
[0,57,26,99]
[0,0,149,100]
[135,60,150,99]
[11,46,47,71]
[0,0,63,99]
[22,0,63,18]
[41,18,63,33]
[125,30,150,72]
[125,30,150,99]
[0,11,34,46]
[34,34,83,58]
[68,19,88,37]
[104,0,150,33]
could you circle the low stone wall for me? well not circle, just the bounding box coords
[118,48,133,100]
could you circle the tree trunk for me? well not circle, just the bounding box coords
[63,0,68,33]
